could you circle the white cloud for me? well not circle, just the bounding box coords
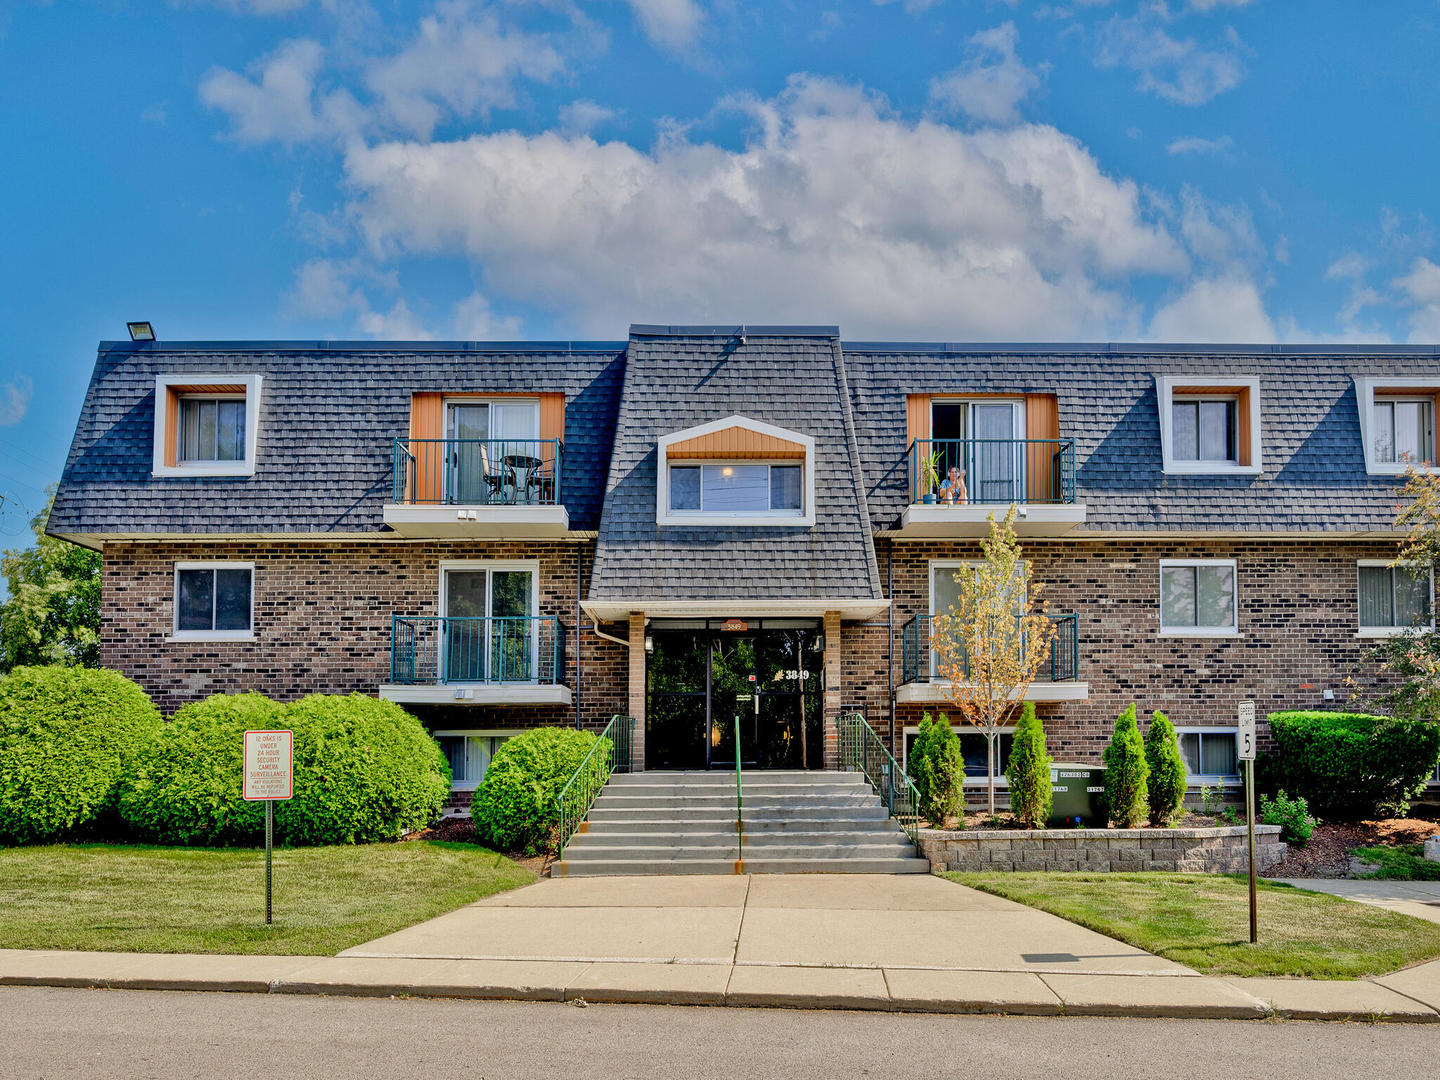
[453,291,524,338]
[1395,258,1440,342]
[199,39,363,144]
[1325,251,1374,281]
[357,297,432,339]
[366,1,565,138]
[0,375,32,426]
[1175,186,1261,267]
[873,0,946,14]
[929,22,1043,126]
[339,75,1187,340]
[1187,0,1254,9]
[558,99,618,135]
[1095,13,1247,106]
[622,0,703,52]
[1165,135,1233,155]
[1148,275,1275,343]
[188,0,312,13]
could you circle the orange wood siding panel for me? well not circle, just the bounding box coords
[1024,393,1060,499]
[407,394,446,503]
[667,427,806,460]
[906,395,931,447]
[539,393,565,443]
[1172,385,1252,466]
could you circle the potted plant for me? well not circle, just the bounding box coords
[919,448,942,504]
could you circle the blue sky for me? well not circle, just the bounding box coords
[2,0,1440,539]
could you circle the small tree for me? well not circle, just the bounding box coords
[1144,710,1187,826]
[0,490,101,671]
[931,507,1057,815]
[1103,704,1150,828]
[907,712,965,827]
[1005,702,1052,827]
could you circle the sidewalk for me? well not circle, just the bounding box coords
[2,875,1438,1022]
[1271,878,1440,926]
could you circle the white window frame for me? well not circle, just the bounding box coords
[437,560,541,684]
[1158,558,1240,637]
[1174,726,1241,785]
[901,722,1016,787]
[152,374,263,478]
[170,561,256,642]
[1354,377,1440,475]
[665,461,806,517]
[656,415,816,528]
[433,729,522,790]
[1155,375,1262,476]
[1357,559,1435,637]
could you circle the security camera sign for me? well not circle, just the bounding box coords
[243,730,293,801]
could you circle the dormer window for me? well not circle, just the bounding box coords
[152,374,263,477]
[656,415,816,527]
[1355,377,1440,475]
[1155,376,1261,476]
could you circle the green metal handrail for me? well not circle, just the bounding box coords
[734,713,744,868]
[901,612,1079,685]
[836,711,922,854]
[554,714,634,858]
[909,437,1076,506]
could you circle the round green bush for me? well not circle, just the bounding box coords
[1103,703,1150,828]
[473,727,604,855]
[119,692,451,846]
[117,692,284,845]
[1144,710,1188,827]
[1005,703,1053,828]
[0,665,162,844]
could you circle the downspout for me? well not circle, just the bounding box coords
[592,623,632,651]
[575,544,583,730]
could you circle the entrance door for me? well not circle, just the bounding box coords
[709,635,758,769]
[931,400,1024,504]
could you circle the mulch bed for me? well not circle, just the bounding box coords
[1265,818,1440,879]
[401,816,551,875]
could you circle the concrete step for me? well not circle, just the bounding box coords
[592,795,884,810]
[552,856,932,877]
[586,805,893,823]
[606,771,864,787]
[574,817,902,836]
[563,841,917,861]
[566,831,915,851]
[599,782,871,798]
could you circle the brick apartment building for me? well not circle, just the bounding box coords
[47,325,1440,804]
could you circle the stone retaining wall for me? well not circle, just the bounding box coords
[920,824,1286,874]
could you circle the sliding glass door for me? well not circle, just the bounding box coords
[442,566,536,682]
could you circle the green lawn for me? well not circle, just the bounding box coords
[0,842,536,955]
[1351,845,1440,881]
[946,871,1440,979]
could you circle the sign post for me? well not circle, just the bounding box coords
[1237,701,1258,944]
[243,730,294,926]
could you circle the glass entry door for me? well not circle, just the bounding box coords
[442,567,535,682]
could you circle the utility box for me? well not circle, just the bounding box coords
[1047,763,1107,828]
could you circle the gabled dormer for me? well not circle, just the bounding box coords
[655,415,816,528]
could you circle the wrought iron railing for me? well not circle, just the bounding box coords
[391,437,563,506]
[909,438,1076,506]
[836,711,921,853]
[901,612,1079,685]
[389,615,566,685]
[554,714,635,857]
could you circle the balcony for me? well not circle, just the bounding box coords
[382,438,569,538]
[897,438,1085,537]
[896,613,1088,704]
[379,615,572,706]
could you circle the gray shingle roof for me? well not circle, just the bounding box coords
[48,342,625,538]
[843,345,1440,533]
[587,328,884,601]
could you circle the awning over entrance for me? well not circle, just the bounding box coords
[582,598,889,622]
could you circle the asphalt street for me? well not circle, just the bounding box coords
[0,986,1431,1079]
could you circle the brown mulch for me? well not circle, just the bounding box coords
[400,816,551,875]
[1265,818,1440,879]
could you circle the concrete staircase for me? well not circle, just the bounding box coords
[552,770,930,876]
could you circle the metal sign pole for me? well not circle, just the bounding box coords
[1237,700,1258,944]
[265,800,274,926]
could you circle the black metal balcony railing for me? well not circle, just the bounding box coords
[391,438,563,507]
[909,438,1076,506]
[901,612,1080,685]
[390,615,566,686]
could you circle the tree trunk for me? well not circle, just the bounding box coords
[986,729,997,817]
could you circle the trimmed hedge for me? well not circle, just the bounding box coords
[119,692,451,845]
[0,666,162,844]
[1262,710,1440,820]
[1005,703,1052,828]
[909,712,965,827]
[473,727,604,855]
[1103,704,1149,828]
[1144,710,1188,827]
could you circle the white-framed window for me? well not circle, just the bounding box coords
[152,374,263,477]
[1154,376,1261,476]
[1159,559,1238,636]
[1176,727,1240,783]
[434,730,518,789]
[439,560,539,683]
[667,463,803,515]
[1355,378,1440,475]
[1358,560,1434,636]
[172,562,254,640]
[656,415,816,527]
[902,723,1014,786]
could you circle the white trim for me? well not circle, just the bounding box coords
[1174,726,1241,785]
[1158,558,1239,636]
[1356,558,1435,634]
[1155,375,1262,476]
[381,684,572,706]
[438,560,541,685]
[896,681,1090,704]
[581,597,890,621]
[656,415,816,528]
[1355,377,1440,475]
[170,560,255,641]
[381,503,570,538]
[152,374,263,478]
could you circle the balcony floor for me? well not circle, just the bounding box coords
[897,503,1086,537]
[382,503,570,538]
[896,680,1089,704]
[379,683,574,706]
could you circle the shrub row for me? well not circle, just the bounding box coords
[0,666,451,846]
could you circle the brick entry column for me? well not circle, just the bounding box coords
[628,612,646,772]
[823,610,842,770]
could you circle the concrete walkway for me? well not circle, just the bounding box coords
[3,874,1440,1021]
[1271,878,1440,925]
